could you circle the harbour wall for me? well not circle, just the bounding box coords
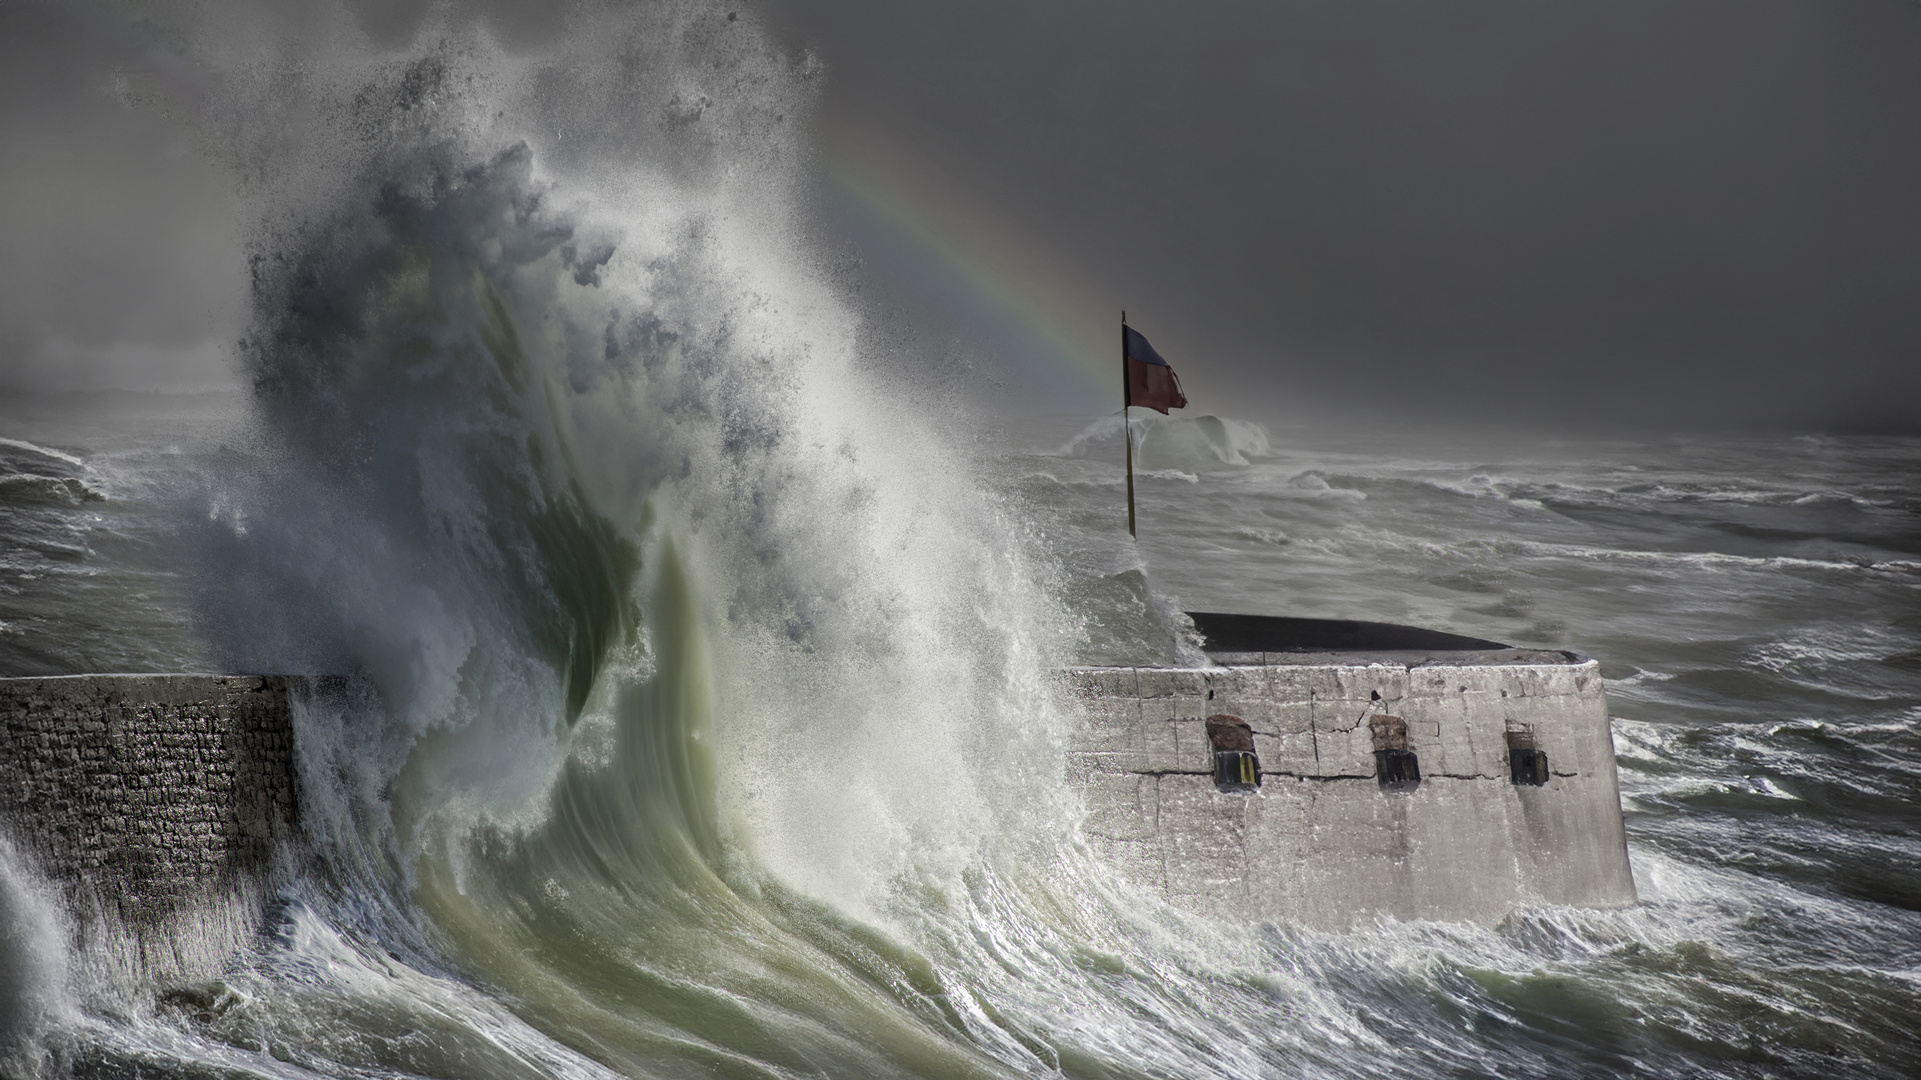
[1063,650,1637,929]
[0,675,305,928]
[1,661,1632,940]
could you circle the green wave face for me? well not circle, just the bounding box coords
[195,30,1099,1078]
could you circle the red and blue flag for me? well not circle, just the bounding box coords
[1124,326,1187,414]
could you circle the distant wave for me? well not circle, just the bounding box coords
[1278,471,1368,501]
[1492,539,1921,576]
[0,474,100,506]
[1270,464,1904,515]
[1056,412,1273,468]
[0,437,85,470]
[1292,527,1921,577]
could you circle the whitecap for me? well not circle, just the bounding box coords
[1279,472,1367,501]
[1231,526,1291,545]
[0,437,85,470]
[1055,413,1273,468]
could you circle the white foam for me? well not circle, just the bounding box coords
[0,437,85,470]
[174,0,1083,945]
[1056,413,1274,468]
[0,838,73,1078]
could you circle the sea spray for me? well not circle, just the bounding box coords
[203,23,1077,881]
[0,840,70,1078]
[166,3,1105,1073]
[11,3,1915,1077]
[1058,412,1274,469]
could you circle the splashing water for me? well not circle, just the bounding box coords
[3,3,1919,1078]
[60,4,1122,1075]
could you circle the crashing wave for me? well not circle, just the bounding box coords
[1058,412,1273,468]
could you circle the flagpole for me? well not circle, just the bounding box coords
[1122,310,1136,539]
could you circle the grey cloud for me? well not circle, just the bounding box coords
[0,0,586,395]
[5,0,1917,429]
[763,0,1921,431]
[0,1,244,392]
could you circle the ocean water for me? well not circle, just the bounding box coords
[3,5,1919,1077]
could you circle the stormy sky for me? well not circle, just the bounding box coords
[4,0,1917,431]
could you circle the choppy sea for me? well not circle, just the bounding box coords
[1,4,1917,1076]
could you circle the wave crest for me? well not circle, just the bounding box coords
[1059,412,1272,468]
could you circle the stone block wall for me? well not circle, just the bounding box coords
[1065,652,1636,929]
[0,675,303,925]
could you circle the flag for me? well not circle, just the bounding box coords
[1124,326,1187,414]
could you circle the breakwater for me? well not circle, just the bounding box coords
[1064,647,1637,929]
[2,657,1633,938]
[0,675,304,926]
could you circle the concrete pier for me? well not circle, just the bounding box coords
[0,675,305,926]
[1,650,1632,937]
[1064,644,1636,929]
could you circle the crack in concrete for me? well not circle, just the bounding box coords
[1124,768,1373,782]
[1122,768,1516,783]
[1119,767,1580,784]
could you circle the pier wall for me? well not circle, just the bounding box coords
[2,664,1632,935]
[0,675,304,926]
[1064,652,1636,929]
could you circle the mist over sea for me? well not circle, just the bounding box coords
[2,4,1918,1077]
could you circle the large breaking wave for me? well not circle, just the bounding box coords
[135,4,1121,1074]
[9,4,1919,1078]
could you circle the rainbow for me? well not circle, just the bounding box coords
[820,118,1121,410]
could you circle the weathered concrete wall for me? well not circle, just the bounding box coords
[1065,651,1635,929]
[0,675,303,926]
